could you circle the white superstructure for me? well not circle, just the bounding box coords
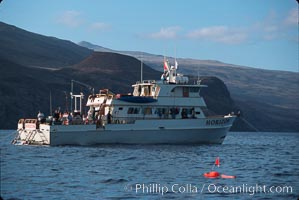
[13,59,236,146]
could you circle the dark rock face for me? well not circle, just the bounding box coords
[200,77,236,115]
[198,77,252,131]
[0,58,67,128]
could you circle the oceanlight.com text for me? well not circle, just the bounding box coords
[207,183,293,196]
[124,183,293,196]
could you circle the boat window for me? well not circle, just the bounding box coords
[148,86,152,96]
[143,107,152,115]
[170,107,180,119]
[154,86,160,97]
[155,108,162,114]
[128,107,134,114]
[189,87,199,93]
[185,108,196,115]
[142,87,149,96]
[180,108,197,118]
[128,107,140,114]
[162,108,168,114]
[183,87,189,97]
[134,108,140,114]
[151,86,156,94]
[118,107,123,110]
[133,86,140,96]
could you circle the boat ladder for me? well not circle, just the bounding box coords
[25,130,38,143]
[11,130,21,144]
[37,130,49,144]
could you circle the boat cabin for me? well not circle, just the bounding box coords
[132,80,160,98]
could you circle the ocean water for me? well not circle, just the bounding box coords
[1,130,298,200]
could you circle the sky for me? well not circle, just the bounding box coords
[0,0,298,72]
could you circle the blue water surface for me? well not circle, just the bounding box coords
[1,131,298,200]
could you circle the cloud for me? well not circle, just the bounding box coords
[186,26,248,44]
[260,25,280,41]
[57,10,83,28]
[57,11,110,32]
[263,25,278,32]
[89,22,110,31]
[252,12,280,41]
[142,8,296,45]
[253,8,297,41]
[147,26,181,39]
[145,25,248,44]
[184,8,297,44]
[284,8,298,26]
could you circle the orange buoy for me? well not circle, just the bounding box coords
[221,174,236,179]
[203,171,220,178]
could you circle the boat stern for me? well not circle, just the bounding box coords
[12,119,50,145]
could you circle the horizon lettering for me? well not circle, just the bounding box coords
[206,118,230,126]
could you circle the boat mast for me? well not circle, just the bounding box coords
[140,53,143,82]
[64,91,68,112]
[70,79,94,113]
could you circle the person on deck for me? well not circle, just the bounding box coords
[37,111,45,123]
[181,109,188,119]
[53,110,60,122]
[68,112,73,125]
[107,111,112,124]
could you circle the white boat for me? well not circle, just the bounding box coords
[13,59,237,145]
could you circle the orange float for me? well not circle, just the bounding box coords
[203,171,220,178]
[203,157,236,179]
[221,174,236,179]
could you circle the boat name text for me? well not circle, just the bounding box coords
[206,118,230,126]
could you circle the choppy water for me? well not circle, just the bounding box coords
[1,130,299,200]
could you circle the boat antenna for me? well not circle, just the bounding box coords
[140,53,143,82]
[174,46,178,72]
[197,69,201,85]
[174,46,177,66]
[49,90,52,116]
[70,81,73,112]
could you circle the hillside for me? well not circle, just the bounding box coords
[0,58,67,128]
[67,51,161,93]
[0,22,92,68]
[79,41,299,132]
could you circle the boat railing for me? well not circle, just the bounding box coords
[135,80,156,84]
[206,115,227,118]
[108,115,197,125]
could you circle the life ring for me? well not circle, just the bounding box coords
[203,171,220,178]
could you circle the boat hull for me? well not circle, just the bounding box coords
[14,116,236,146]
[50,127,230,146]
